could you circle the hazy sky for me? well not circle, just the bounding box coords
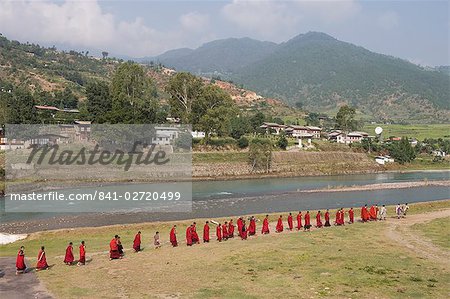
[0,1,448,66]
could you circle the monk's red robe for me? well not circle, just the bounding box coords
[287,215,293,230]
[261,218,270,234]
[335,211,342,225]
[304,213,311,229]
[16,249,26,271]
[369,206,377,220]
[191,225,200,244]
[222,224,229,239]
[110,238,120,259]
[133,233,141,251]
[186,227,193,246]
[297,213,303,230]
[203,224,210,242]
[237,218,243,237]
[248,218,256,235]
[228,221,235,238]
[36,250,48,270]
[79,245,86,264]
[216,226,222,241]
[324,212,331,226]
[361,206,369,222]
[349,209,354,223]
[170,227,178,247]
[316,212,323,228]
[64,245,74,264]
[241,224,248,239]
[276,217,283,232]
[339,210,345,225]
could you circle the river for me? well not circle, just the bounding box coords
[0,170,449,232]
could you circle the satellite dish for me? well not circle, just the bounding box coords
[375,127,383,135]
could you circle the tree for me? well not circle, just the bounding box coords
[295,101,303,109]
[237,136,249,149]
[250,112,265,131]
[5,88,37,124]
[192,85,233,127]
[110,62,158,123]
[199,106,236,140]
[166,72,203,124]
[335,105,358,132]
[305,112,320,126]
[175,132,192,150]
[389,137,416,164]
[230,116,251,139]
[248,138,272,172]
[277,133,288,150]
[86,81,111,123]
[102,51,109,59]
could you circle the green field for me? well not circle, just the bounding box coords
[363,124,450,140]
[412,217,450,250]
[1,200,449,298]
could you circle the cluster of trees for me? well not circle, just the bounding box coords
[85,62,164,124]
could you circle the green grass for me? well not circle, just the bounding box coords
[363,124,450,140]
[412,217,450,250]
[1,200,449,298]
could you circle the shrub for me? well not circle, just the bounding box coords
[237,136,249,149]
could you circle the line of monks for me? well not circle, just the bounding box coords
[15,204,384,273]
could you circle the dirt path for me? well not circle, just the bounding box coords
[0,257,53,299]
[385,209,450,268]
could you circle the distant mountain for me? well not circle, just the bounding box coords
[155,32,450,122]
[156,37,277,75]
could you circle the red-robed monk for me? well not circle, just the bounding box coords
[241,220,248,240]
[216,224,222,242]
[64,242,74,265]
[287,213,294,230]
[78,241,86,266]
[335,209,342,225]
[110,235,121,259]
[186,225,193,246]
[349,208,354,223]
[191,222,200,244]
[16,246,26,274]
[297,211,303,230]
[36,246,49,270]
[361,205,370,222]
[369,205,377,220]
[133,231,142,252]
[170,225,178,247]
[304,211,311,231]
[248,216,256,236]
[203,221,210,242]
[316,211,323,228]
[222,222,229,240]
[324,210,331,227]
[261,215,270,234]
[276,215,284,232]
[228,220,235,238]
[237,217,243,237]
[339,208,345,225]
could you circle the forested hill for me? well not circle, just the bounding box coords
[0,34,293,125]
[156,32,450,123]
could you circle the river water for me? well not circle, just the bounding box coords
[0,171,449,226]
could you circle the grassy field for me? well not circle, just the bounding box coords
[1,200,449,298]
[363,124,450,140]
[412,217,450,250]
